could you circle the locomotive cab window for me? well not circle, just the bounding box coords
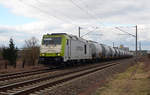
[43,37,62,45]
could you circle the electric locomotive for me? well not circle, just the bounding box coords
[39,33,92,65]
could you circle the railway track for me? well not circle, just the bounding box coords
[0,63,107,87]
[0,67,65,87]
[0,68,52,81]
[0,62,120,95]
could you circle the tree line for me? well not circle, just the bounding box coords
[0,37,40,69]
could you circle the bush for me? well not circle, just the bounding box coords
[2,38,18,68]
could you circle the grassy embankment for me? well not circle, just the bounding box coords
[95,57,150,95]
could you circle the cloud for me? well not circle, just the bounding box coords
[0,0,150,50]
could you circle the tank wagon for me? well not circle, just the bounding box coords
[39,33,133,65]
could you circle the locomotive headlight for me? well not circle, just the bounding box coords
[42,53,45,56]
[57,53,61,56]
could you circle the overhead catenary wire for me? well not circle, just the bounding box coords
[19,0,77,26]
[20,0,122,32]
[35,0,109,30]
[20,0,103,36]
[70,0,137,30]
[69,0,139,30]
[20,0,138,46]
[81,27,103,37]
[69,0,94,18]
[115,27,136,37]
[69,0,105,26]
[74,0,105,26]
[35,0,77,24]
[68,0,107,37]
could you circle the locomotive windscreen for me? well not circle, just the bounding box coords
[43,37,62,45]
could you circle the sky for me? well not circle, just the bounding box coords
[0,0,150,50]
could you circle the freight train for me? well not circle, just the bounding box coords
[39,33,133,66]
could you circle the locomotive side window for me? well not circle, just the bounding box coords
[67,39,69,45]
[84,45,87,54]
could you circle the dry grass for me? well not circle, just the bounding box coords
[94,60,150,95]
[0,59,46,74]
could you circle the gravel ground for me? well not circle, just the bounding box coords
[38,58,135,95]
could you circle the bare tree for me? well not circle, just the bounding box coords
[22,37,40,66]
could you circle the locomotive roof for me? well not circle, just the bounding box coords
[44,33,89,43]
[51,33,67,35]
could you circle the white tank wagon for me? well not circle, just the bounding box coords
[39,33,133,66]
[113,48,120,58]
[109,46,116,58]
[120,50,124,57]
[89,41,103,60]
[100,44,112,58]
[118,49,122,57]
